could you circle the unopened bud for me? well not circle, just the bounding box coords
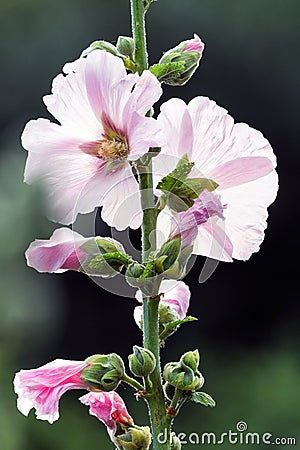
[116,425,151,450]
[81,40,120,58]
[155,236,181,274]
[180,350,199,372]
[171,434,182,450]
[157,34,204,86]
[117,36,135,57]
[81,353,125,391]
[163,361,198,391]
[128,346,156,378]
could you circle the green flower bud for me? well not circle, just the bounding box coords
[194,372,205,390]
[81,353,125,391]
[125,262,160,297]
[163,361,198,391]
[81,40,120,58]
[155,236,181,274]
[128,346,156,378]
[116,425,151,450]
[164,382,176,401]
[157,35,204,86]
[180,350,200,372]
[96,237,126,254]
[171,434,182,450]
[117,36,135,57]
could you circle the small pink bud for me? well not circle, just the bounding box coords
[183,34,205,54]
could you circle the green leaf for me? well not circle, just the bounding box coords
[156,155,219,212]
[190,392,216,407]
[157,154,194,191]
[160,316,198,341]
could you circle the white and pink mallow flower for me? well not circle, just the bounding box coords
[80,391,133,439]
[134,280,191,330]
[154,97,278,261]
[13,359,88,423]
[22,50,165,229]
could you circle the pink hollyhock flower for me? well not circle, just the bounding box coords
[183,34,205,54]
[134,280,191,328]
[25,227,94,273]
[22,50,165,229]
[79,391,133,439]
[154,97,278,261]
[169,190,225,250]
[13,359,88,423]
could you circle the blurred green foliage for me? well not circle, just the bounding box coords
[0,0,299,449]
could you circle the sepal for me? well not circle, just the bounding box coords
[81,40,120,58]
[117,36,135,58]
[115,425,152,450]
[81,353,125,391]
[128,346,156,378]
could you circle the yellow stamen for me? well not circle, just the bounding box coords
[98,138,129,160]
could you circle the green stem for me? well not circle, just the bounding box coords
[131,1,169,448]
[130,0,148,73]
[122,374,145,391]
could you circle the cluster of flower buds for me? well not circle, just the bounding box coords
[163,350,204,391]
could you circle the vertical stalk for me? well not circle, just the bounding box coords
[130,1,169,448]
[130,0,148,73]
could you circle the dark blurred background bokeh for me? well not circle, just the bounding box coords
[0,1,299,449]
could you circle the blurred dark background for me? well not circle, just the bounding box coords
[0,0,299,449]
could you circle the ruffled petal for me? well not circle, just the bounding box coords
[43,58,101,140]
[209,156,274,189]
[25,228,90,273]
[84,51,137,131]
[14,359,87,423]
[188,97,276,175]
[100,165,142,230]
[194,218,234,262]
[219,171,278,260]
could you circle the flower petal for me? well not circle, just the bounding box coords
[100,165,142,230]
[219,171,279,260]
[209,156,274,189]
[43,58,101,140]
[25,227,90,273]
[14,359,87,423]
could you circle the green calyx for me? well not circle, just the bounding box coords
[81,353,125,391]
[150,37,203,86]
[128,346,156,378]
[81,237,132,278]
[116,425,152,450]
[117,36,135,58]
[163,350,204,391]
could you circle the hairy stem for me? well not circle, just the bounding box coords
[122,374,145,391]
[131,2,169,448]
